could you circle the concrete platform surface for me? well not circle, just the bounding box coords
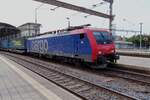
[0,55,81,100]
[118,56,150,71]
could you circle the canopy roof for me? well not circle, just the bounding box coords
[0,22,20,37]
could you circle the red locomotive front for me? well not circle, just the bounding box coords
[86,28,119,68]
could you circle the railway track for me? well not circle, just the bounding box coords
[1,52,138,100]
[103,67,150,85]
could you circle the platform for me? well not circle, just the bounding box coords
[0,55,81,100]
[117,49,150,54]
[118,55,150,72]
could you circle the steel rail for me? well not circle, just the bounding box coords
[105,67,150,85]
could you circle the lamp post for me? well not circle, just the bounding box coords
[35,4,44,23]
[139,23,143,50]
[66,17,70,28]
[34,4,44,36]
[103,0,114,32]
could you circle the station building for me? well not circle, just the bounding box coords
[0,22,41,39]
[18,23,41,37]
[0,22,20,40]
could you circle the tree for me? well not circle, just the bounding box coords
[126,34,150,48]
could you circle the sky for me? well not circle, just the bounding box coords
[0,0,149,36]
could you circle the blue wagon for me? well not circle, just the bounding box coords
[9,38,26,50]
[0,40,10,49]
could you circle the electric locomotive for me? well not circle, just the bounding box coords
[26,25,119,68]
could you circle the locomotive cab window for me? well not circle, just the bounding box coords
[93,31,113,44]
[80,34,84,39]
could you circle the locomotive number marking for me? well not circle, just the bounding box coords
[31,39,48,53]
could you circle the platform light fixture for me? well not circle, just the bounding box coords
[84,2,106,18]
[50,6,59,11]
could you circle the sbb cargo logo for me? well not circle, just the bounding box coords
[31,39,48,53]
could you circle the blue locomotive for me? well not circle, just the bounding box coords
[0,26,119,68]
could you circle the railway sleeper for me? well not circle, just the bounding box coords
[57,79,72,84]
[69,84,86,90]
[78,89,100,100]
[63,81,78,87]
[53,77,67,82]
[66,83,84,89]
[74,86,93,93]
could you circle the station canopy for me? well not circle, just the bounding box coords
[0,22,20,37]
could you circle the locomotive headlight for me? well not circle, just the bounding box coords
[98,51,102,55]
[110,50,115,53]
